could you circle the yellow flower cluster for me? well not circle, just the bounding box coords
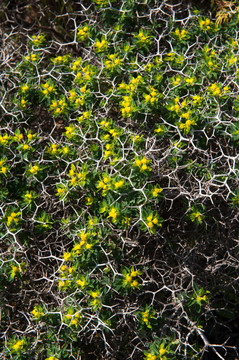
[154,124,165,135]
[31,305,44,319]
[118,75,142,93]
[143,86,159,105]
[197,294,207,303]
[89,290,101,307]
[78,110,91,122]
[7,211,20,227]
[25,53,38,62]
[76,276,87,288]
[31,34,44,46]
[191,94,203,106]
[199,17,211,31]
[10,264,21,279]
[168,96,187,113]
[123,268,141,289]
[145,354,157,360]
[145,213,162,233]
[134,156,151,172]
[171,75,181,86]
[59,233,93,290]
[164,52,183,64]
[105,54,122,70]
[64,308,82,326]
[93,0,108,6]
[71,57,82,72]
[0,133,9,146]
[179,118,197,134]
[120,95,135,118]
[151,186,163,197]
[41,82,55,96]
[185,76,196,85]
[174,28,188,41]
[75,64,95,84]
[52,55,64,64]
[64,124,76,140]
[23,191,35,203]
[108,207,120,223]
[20,84,29,92]
[142,311,150,325]
[77,24,90,42]
[190,210,204,223]
[50,98,67,115]
[97,173,125,195]
[56,185,67,197]
[135,28,151,45]
[94,38,108,52]
[208,83,221,96]
[72,231,92,253]
[29,163,40,175]
[104,143,114,158]
[208,83,230,96]
[0,158,9,175]
[11,339,25,352]
[67,163,87,187]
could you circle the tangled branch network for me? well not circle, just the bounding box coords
[0,1,238,359]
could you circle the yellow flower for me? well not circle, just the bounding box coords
[197,295,207,302]
[1,166,8,174]
[199,17,211,30]
[60,265,67,271]
[24,192,33,202]
[77,278,86,287]
[131,270,139,277]
[223,85,230,93]
[29,164,39,175]
[185,77,196,85]
[152,187,163,197]
[125,274,132,283]
[142,156,147,164]
[31,305,44,319]
[136,29,151,44]
[58,280,65,288]
[91,291,100,298]
[80,231,88,241]
[145,354,157,360]
[131,280,139,288]
[11,339,25,352]
[94,39,108,52]
[56,187,65,196]
[21,84,29,92]
[23,144,30,150]
[159,347,166,356]
[71,318,78,326]
[63,252,72,262]
[114,179,124,189]
[141,164,148,171]
[208,83,221,96]
[174,28,188,40]
[70,177,77,186]
[108,207,119,222]
[135,158,142,166]
[12,265,20,274]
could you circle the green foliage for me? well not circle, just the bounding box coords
[0,1,238,359]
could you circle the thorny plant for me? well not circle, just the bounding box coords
[0,1,238,359]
